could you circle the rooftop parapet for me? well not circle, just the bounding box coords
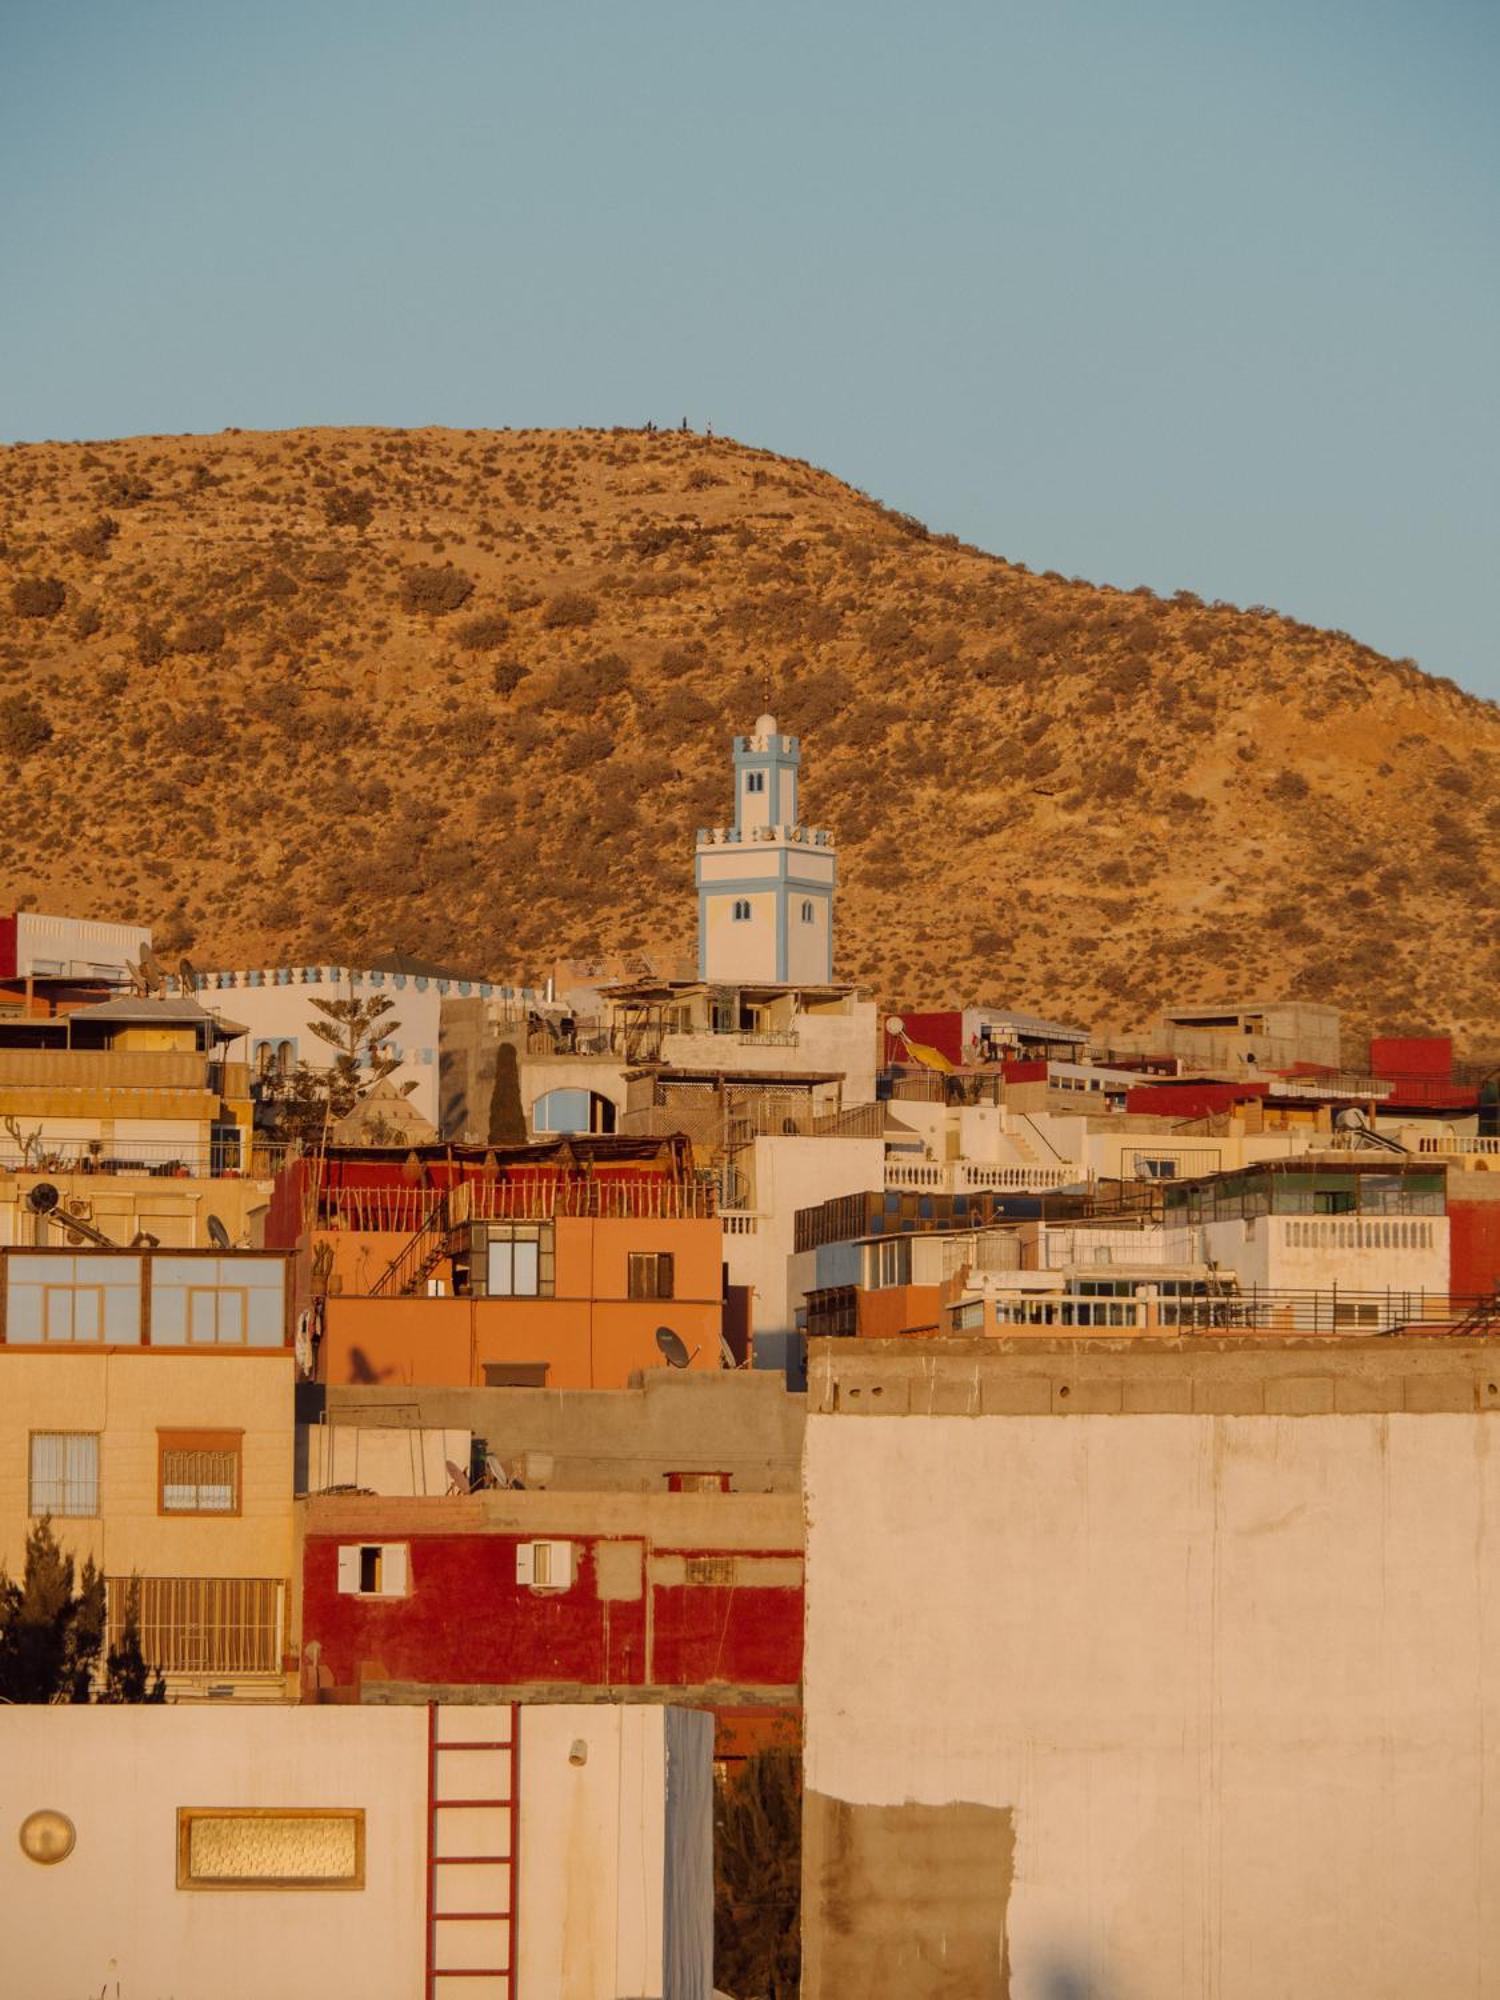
[696,825,836,849]
[733,731,799,756]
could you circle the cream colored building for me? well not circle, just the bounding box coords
[0,1246,296,1698]
[0,1701,711,2000]
[803,1336,1500,2000]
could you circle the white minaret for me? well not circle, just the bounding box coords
[694,714,837,984]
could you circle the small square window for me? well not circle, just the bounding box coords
[336,1542,410,1597]
[746,771,765,793]
[628,1251,676,1300]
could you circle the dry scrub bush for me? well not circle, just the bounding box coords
[324,487,374,530]
[401,566,475,616]
[11,576,65,619]
[0,695,52,755]
[541,590,598,630]
[455,612,512,651]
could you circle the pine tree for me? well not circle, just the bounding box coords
[99,1576,166,1703]
[0,1523,164,1703]
[306,991,409,1115]
[0,1520,101,1702]
[487,1041,528,1146]
[713,1748,802,2000]
[262,988,418,1146]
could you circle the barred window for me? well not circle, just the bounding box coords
[627,1251,675,1300]
[158,1430,241,1514]
[110,1576,282,1675]
[29,1432,99,1516]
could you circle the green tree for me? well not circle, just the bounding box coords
[0,1519,108,1702]
[261,988,417,1146]
[487,1041,528,1146]
[714,1748,802,2000]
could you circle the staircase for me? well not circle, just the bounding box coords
[372,1196,452,1298]
[426,1703,520,1999]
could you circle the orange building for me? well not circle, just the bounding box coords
[273,1139,732,1390]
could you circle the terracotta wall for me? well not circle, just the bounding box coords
[321,1294,722,1389]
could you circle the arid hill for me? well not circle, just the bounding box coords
[0,425,1495,1052]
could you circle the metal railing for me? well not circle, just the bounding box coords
[966,1286,1492,1336]
[885,1161,1080,1193]
[0,1138,283,1178]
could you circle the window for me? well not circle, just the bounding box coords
[178,1809,364,1890]
[159,1430,241,1514]
[627,1251,676,1300]
[732,899,751,921]
[336,1543,409,1598]
[29,1432,99,1517]
[5,1253,143,1345]
[516,1540,573,1589]
[867,1238,912,1289]
[746,771,765,794]
[110,1576,282,1674]
[801,899,815,923]
[483,1223,554,1298]
[149,1256,286,1347]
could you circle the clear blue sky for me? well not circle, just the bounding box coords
[4,1,1496,694]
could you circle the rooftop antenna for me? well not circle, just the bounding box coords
[655,1325,698,1370]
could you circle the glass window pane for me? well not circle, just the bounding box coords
[487,1241,514,1294]
[513,1241,539,1296]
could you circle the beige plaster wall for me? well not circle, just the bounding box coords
[0,1702,706,2000]
[803,1347,1500,1999]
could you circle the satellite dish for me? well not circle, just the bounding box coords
[179,957,200,994]
[886,1015,906,1036]
[140,947,168,995]
[655,1325,693,1370]
[27,1183,60,1215]
[207,1214,232,1251]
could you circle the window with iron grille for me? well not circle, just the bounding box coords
[627,1251,675,1300]
[158,1430,241,1514]
[109,1576,282,1675]
[685,1556,734,1586]
[29,1432,99,1517]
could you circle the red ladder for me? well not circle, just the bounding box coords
[425,1703,520,1999]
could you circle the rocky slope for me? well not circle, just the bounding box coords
[0,424,1495,1051]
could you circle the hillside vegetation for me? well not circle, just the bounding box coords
[0,424,1495,1050]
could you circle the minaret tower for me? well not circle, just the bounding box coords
[694,714,837,984]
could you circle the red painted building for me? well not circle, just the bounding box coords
[298,1491,803,1760]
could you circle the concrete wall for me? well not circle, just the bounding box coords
[318,1368,805,1493]
[299,1488,803,1705]
[301,1422,471,1496]
[802,1336,1500,2000]
[0,1170,272,1248]
[726,1134,883,1334]
[0,1701,710,2000]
